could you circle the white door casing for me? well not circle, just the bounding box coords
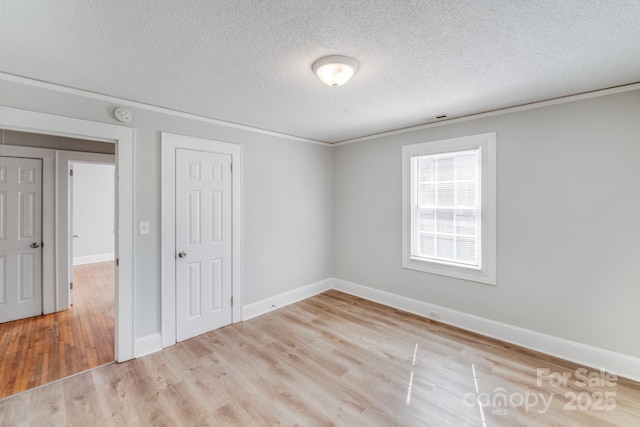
[0,146,60,316]
[0,106,135,362]
[161,132,242,348]
[175,149,232,341]
[0,157,43,323]
[69,161,74,305]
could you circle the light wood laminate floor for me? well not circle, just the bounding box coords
[1,290,639,426]
[0,262,114,399]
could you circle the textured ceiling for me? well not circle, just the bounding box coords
[1,1,640,143]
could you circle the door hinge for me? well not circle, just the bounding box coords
[70,282,73,290]
[116,258,119,266]
[231,296,233,306]
[70,169,74,176]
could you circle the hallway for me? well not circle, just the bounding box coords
[0,261,114,398]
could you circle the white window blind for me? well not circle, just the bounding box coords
[412,148,481,268]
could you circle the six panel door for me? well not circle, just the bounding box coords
[0,157,43,323]
[175,149,232,342]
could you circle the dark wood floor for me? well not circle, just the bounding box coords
[1,289,639,425]
[0,261,114,399]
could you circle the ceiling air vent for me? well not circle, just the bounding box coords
[420,114,448,123]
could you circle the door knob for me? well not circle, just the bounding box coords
[31,242,40,249]
[177,251,187,258]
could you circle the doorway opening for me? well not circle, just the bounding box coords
[0,127,121,399]
[160,132,243,348]
[69,161,116,304]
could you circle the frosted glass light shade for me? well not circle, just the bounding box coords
[312,55,359,87]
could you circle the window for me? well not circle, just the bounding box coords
[402,133,496,285]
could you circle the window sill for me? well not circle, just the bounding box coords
[403,257,496,285]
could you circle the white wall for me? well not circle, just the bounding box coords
[244,139,333,304]
[333,89,640,359]
[0,77,333,340]
[72,162,115,265]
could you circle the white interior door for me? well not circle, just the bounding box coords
[176,149,232,341]
[0,157,43,323]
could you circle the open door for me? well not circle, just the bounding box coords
[67,161,116,306]
[68,161,74,305]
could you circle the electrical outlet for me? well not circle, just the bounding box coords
[428,311,440,320]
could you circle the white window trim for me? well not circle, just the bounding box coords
[402,133,496,285]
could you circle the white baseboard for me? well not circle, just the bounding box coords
[135,332,162,358]
[332,278,640,382]
[242,278,332,321]
[73,253,115,266]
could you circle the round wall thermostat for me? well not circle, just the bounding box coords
[114,107,132,123]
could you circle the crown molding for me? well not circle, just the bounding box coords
[3,72,638,148]
[332,82,640,146]
[0,72,329,146]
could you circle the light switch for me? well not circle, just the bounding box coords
[139,221,150,235]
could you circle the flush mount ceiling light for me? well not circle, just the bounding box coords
[312,55,359,87]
